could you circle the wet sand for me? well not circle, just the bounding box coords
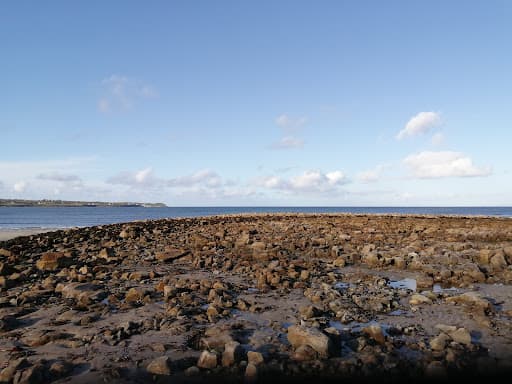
[1,214,511,383]
[0,228,61,241]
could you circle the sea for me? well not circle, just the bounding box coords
[0,206,511,230]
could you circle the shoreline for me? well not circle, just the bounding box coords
[0,227,63,241]
[1,211,511,241]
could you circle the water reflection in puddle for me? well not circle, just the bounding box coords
[388,278,417,291]
[432,284,458,293]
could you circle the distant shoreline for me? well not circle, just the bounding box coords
[0,198,167,208]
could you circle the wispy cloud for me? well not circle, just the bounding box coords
[271,114,307,150]
[13,181,28,193]
[271,136,304,149]
[403,151,491,178]
[396,111,441,140]
[431,132,445,146]
[37,172,82,183]
[98,75,158,113]
[356,164,389,183]
[255,169,348,194]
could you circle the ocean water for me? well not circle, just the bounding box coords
[0,206,511,229]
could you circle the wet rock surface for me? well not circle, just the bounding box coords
[0,213,512,383]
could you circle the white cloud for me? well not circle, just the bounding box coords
[13,181,27,193]
[98,75,158,113]
[256,170,348,194]
[396,111,441,140]
[272,114,307,150]
[107,167,158,187]
[166,169,223,188]
[356,164,389,183]
[271,136,304,149]
[275,114,307,131]
[431,132,445,146]
[403,151,491,178]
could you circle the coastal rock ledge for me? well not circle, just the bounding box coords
[1,213,512,383]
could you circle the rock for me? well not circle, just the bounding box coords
[156,248,190,262]
[197,350,218,369]
[146,356,171,375]
[36,252,70,271]
[244,363,258,383]
[58,282,106,305]
[291,344,318,361]
[247,351,264,366]
[333,256,346,267]
[184,366,200,376]
[125,287,144,303]
[98,247,117,262]
[430,333,450,351]
[299,305,321,319]
[49,360,73,377]
[13,363,46,384]
[490,251,508,270]
[446,292,491,311]
[435,324,472,346]
[222,341,241,367]
[478,249,493,265]
[449,327,472,345]
[409,294,432,306]
[0,248,12,257]
[287,325,332,357]
[362,324,386,344]
[503,246,512,264]
[0,358,28,383]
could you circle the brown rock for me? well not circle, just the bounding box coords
[197,351,218,369]
[409,294,432,306]
[0,358,28,383]
[503,246,512,264]
[0,248,12,257]
[247,351,264,366]
[222,341,240,367]
[155,248,190,262]
[287,325,332,357]
[449,327,472,345]
[362,324,385,344]
[430,333,450,351]
[125,287,144,303]
[36,252,69,271]
[446,292,491,311]
[291,344,318,361]
[146,356,171,375]
[244,363,258,383]
[490,251,508,270]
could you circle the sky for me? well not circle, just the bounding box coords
[1,0,511,206]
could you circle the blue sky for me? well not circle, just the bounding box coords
[1,1,511,206]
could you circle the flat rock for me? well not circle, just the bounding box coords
[287,325,332,357]
[146,356,171,375]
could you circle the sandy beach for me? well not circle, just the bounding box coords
[0,228,61,242]
[1,214,511,383]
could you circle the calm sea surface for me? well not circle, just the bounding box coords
[0,206,511,229]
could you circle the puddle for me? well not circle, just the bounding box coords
[432,284,458,293]
[101,298,109,305]
[388,278,417,291]
[328,319,383,333]
[246,287,259,294]
[334,282,351,290]
[388,309,409,316]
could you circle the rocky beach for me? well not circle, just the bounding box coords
[1,213,511,383]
